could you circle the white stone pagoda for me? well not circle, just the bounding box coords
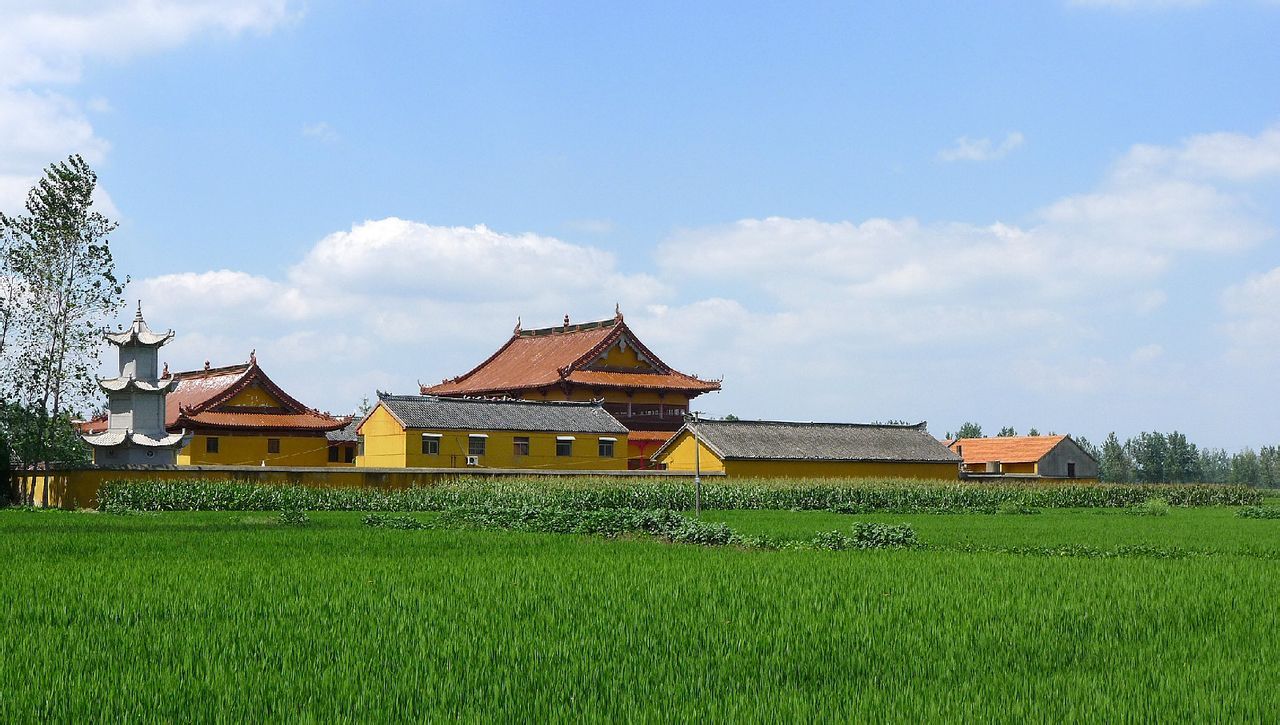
[82,303,189,465]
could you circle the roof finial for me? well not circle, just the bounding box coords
[615,303,622,321]
[514,316,521,334]
[563,313,570,330]
[161,362,170,379]
[249,349,257,365]
[134,300,144,322]
[204,360,210,370]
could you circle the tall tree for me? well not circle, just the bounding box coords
[1128,432,1168,483]
[997,426,1016,437]
[954,422,983,439]
[1099,432,1133,483]
[1163,431,1200,484]
[1231,449,1260,485]
[0,155,124,469]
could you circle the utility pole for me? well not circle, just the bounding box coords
[690,412,702,517]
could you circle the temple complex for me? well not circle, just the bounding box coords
[422,309,720,466]
[82,304,190,465]
[83,353,350,466]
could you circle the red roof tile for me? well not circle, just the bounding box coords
[948,435,1067,464]
[423,314,720,397]
[166,360,347,433]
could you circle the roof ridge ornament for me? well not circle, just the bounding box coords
[249,349,257,366]
[514,316,521,335]
[563,313,570,331]
[134,300,144,323]
[615,303,622,321]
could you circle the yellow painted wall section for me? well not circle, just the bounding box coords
[223,384,282,407]
[654,431,726,473]
[593,342,654,370]
[724,460,960,480]
[401,429,627,470]
[354,404,409,468]
[962,462,1037,475]
[177,433,331,467]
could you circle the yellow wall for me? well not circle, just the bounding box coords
[657,430,959,480]
[355,403,628,470]
[223,384,281,407]
[354,404,409,467]
[178,433,332,467]
[724,460,960,480]
[593,342,654,370]
[652,431,725,473]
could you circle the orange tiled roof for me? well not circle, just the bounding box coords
[423,314,720,397]
[948,435,1067,464]
[627,430,675,445]
[165,360,348,434]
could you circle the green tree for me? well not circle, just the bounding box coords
[1198,448,1231,484]
[1027,427,1040,436]
[1074,435,1101,467]
[1128,432,1168,483]
[0,155,125,468]
[723,414,740,421]
[1163,431,1200,484]
[954,422,983,439]
[997,426,1016,437]
[1231,448,1260,485]
[1099,432,1133,483]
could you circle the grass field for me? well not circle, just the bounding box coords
[1,507,1277,720]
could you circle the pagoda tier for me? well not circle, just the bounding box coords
[83,303,189,466]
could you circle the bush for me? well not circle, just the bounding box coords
[850,522,918,548]
[363,513,426,530]
[1127,498,1171,517]
[1236,505,1280,519]
[96,477,1263,515]
[278,510,309,526]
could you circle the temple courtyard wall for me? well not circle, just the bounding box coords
[9,466,719,510]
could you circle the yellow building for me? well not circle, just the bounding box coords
[81,354,351,467]
[356,394,630,470]
[421,309,719,467]
[653,419,961,479]
[946,435,1100,481]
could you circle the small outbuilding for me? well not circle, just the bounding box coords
[651,419,960,479]
[946,435,1099,481]
[356,394,630,470]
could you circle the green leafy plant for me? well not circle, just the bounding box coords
[1127,498,1171,517]
[278,510,310,526]
[1236,505,1280,519]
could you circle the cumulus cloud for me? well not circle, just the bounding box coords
[131,220,668,408]
[937,132,1025,162]
[1221,266,1280,361]
[0,0,297,212]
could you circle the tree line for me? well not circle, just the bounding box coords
[946,422,1280,487]
[1,156,126,492]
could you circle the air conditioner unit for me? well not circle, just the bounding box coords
[466,455,480,467]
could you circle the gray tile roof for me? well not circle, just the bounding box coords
[662,419,961,463]
[326,416,363,442]
[376,394,628,434]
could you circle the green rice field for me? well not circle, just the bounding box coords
[1,505,1277,720]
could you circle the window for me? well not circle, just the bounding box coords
[267,438,281,454]
[344,446,355,463]
[206,437,219,454]
[556,436,574,457]
[328,444,340,463]
[468,435,487,456]
[421,434,441,455]
[1067,461,1076,478]
[357,436,365,457]
[513,436,530,456]
[598,437,616,458]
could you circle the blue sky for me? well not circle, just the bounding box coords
[3,0,1279,448]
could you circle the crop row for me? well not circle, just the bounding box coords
[97,476,1262,513]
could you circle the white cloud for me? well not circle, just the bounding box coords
[0,1,297,213]
[302,122,339,143]
[129,220,668,407]
[1222,266,1280,361]
[938,132,1025,162]
[1068,0,1209,8]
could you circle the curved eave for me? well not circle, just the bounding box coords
[82,430,188,448]
[105,329,175,347]
[98,377,179,393]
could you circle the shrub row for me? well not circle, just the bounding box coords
[435,506,736,546]
[1236,505,1280,519]
[811,522,919,551]
[97,477,1262,514]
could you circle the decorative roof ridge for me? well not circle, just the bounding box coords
[516,316,620,338]
[171,362,252,379]
[950,434,1067,443]
[693,419,928,430]
[382,393,607,409]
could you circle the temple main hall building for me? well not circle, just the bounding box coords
[422,310,720,467]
